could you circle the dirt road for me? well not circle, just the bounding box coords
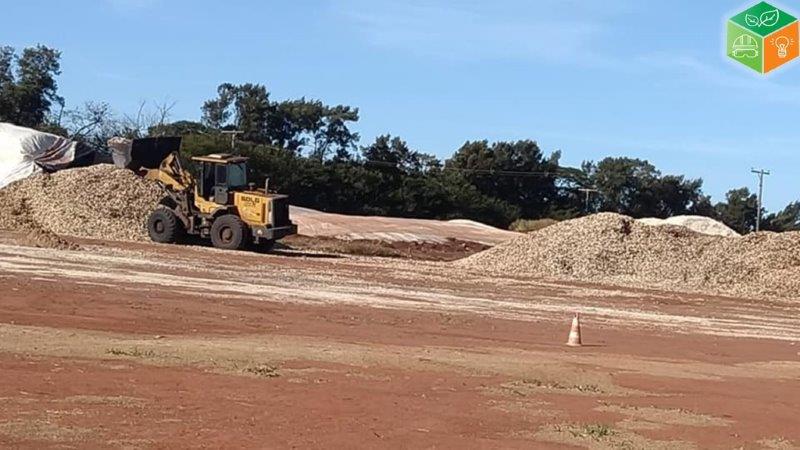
[0,236,798,448]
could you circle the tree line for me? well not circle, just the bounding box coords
[1,44,797,233]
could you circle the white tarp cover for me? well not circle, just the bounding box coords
[0,123,84,188]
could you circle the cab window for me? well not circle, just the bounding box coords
[201,163,215,198]
[228,163,247,188]
[215,164,227,185]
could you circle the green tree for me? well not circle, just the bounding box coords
[586,157,659,216]
[0,47,15,117]
[200,84,235,129]
[763,201,800,232]
[358,135,436,214]
[0,44,63,128]
[447,140,559,220]
[584,157,706,218]
[714,187,758,234]
[362,135,436,173]
[310,104,359,160]
[149,120,210,137]
[201,83,359,157]
[653,175,706,217]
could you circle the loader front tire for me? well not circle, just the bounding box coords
[258,239,276,252]
[210,214,249,250]
[148,208,183,244]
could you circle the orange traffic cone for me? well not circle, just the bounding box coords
[566,313,582,347]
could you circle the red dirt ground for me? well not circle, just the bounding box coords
[0,236,798,449]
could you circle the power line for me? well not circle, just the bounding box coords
[751,168,770,232]
[363,160,582,178]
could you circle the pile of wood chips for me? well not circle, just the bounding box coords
[458,213,800,299]
[0,164,164,242]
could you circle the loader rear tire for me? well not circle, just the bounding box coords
[148,208,183,244]
[210,214,249,250]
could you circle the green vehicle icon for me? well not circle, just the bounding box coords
[732,34,759,58]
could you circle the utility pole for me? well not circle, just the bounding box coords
[751,168,770,232]
[220,130,244,151]
[578,188,599,213]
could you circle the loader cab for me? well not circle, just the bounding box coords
[192,154,249,205]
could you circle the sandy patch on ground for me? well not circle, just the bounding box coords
[534,423,695,449]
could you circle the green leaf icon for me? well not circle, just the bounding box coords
[745,14,760,27]
[760,9,779,27]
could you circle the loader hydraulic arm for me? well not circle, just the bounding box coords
[144,151,195,192]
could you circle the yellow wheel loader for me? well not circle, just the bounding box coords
[129,137,297,251]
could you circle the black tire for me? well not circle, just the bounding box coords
[147,208,184,244]
[259,239,276,252]
[210,214,250,250]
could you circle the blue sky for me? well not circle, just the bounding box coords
[4,0,800,211]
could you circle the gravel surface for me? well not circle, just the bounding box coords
[0,164,164,241]
[458,213,800,299]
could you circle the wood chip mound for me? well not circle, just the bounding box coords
[457,212,800,299]
[0,165,165,242]
[20,226,80,251]
[638,215,740,237]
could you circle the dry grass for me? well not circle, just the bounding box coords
[595,403,732,428]
[497,378,604,396]
[535,423,694,450]
[106,347,156,358]
[242,363,280,378]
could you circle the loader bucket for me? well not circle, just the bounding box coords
[128,137,182,170]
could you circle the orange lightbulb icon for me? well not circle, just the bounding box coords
[774,36,791,58]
